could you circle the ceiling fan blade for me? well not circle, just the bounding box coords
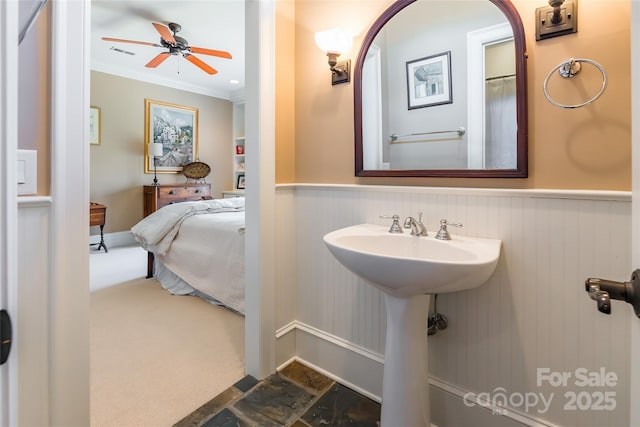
[146,52,171,68]
[184,54,218,75]
[189,46,232,59]
[152,22,176,44]
[102,37,162,47]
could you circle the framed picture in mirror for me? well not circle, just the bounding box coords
[406,51,452,109]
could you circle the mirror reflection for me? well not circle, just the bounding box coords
[355,0,527,177]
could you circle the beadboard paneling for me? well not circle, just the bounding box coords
[279,185,631,427]
[17,200,51,426]
[275,187,297,330]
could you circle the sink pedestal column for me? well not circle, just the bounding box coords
[381,294,431,427]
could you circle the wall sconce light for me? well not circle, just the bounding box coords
[535,0,578,41]
[315,28,352,85]
[150,142,164,185]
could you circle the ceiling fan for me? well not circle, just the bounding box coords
[102,22,232,75]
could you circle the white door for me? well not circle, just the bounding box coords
[631,3,640,425]
[0,0,19,425]
[566,5,640,424]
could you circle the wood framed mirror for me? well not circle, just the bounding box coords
[354,0,528,178]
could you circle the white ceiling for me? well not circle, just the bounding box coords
[91,0,245,101]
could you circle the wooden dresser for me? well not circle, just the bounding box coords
[143,183,211,216]
[143,183,211,278]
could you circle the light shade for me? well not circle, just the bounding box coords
[314,28,352,55]
[151,142,164,157]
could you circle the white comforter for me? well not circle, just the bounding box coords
[131,197,246,314]
[131,197,245,255]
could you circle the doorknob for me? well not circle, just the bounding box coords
[585,269,640,318]
[0,309,12,365]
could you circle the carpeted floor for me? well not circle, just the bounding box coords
[90,246,245,427]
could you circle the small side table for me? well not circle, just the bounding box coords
[90,202,108,253]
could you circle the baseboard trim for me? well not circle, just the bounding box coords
[276,320,557,427]
[276,320,384,402]
[276,321,384,364]
[429,376,558,427]
[276,354,382,404]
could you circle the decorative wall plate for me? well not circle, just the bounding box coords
[182,161,211,179]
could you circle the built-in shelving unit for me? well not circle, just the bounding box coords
[232,102,245,193]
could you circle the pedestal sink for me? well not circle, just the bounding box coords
[323,223,501,427]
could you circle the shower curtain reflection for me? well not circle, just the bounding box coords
[485,75,517,169]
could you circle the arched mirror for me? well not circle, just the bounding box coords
[355,0,528,178]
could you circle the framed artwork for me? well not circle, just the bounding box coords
[406,51,452,109]
[144,99,199,173]
[237,174,245,189]
[89,106,101,145]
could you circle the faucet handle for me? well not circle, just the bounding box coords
[380,214,403,233]
[435,219,462,240]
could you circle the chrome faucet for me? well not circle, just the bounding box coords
[404,212,427,236]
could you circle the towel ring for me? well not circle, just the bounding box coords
[543,58,607,109]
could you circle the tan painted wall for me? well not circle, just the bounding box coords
[292,0,631,190]
[90,71,233,233]
[276,0,297,183]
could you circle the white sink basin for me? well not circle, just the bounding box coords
[323,223,502,427]
[323,223,501,297]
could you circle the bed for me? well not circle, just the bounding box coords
[131,197,245,314]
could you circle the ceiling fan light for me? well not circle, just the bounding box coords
[103,21,230,75]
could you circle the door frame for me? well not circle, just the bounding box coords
[0,0,19,425]
[38,0,93,424]
[243,0,277,380]
[5,0,92,424]
[466,22,513,169]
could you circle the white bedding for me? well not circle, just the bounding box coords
[131,198,245,314]
[131,198,244,255]
[157,210,245,314]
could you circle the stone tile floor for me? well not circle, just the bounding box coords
[174,361,381,427]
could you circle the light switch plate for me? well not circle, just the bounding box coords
[17,160,26,184]
[17,149,37,195]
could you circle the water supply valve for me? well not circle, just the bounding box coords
[585,269,640,318]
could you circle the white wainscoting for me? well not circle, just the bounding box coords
[275,184,631,427]
[17,197,52,426]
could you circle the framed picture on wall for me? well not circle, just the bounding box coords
[406,51,453,109]
[89,106,101,145]
[237,174,245,189]
[144,99,199,173]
